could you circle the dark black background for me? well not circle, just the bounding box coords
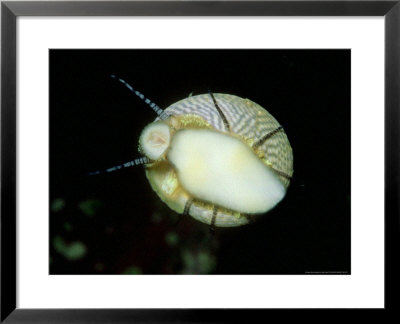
[50,49,350,274]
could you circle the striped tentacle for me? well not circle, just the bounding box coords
[88,156,149,176]
[110,75,169,120]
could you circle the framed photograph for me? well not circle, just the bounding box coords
[49,48,350,276]
[1,0,399,322]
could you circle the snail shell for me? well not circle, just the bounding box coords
[140,93,293,227]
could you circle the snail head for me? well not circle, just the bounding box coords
[139,122,171,161]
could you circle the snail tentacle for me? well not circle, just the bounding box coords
[88,156,149,176]
[110,74,169,120]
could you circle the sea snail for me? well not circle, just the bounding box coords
[91,76,293,227]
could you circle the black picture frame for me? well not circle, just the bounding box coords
[1,0,399,322]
